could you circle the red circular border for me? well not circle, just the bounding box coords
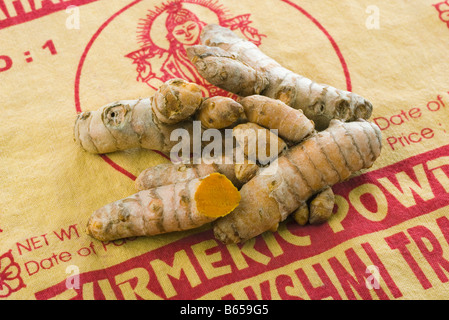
[74,0,352,181]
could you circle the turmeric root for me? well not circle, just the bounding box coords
[74,78,202,154]
[233,122,287,163]
[240,95,315,143]
[309,187,335,225]
[198,96,246,129]
[292,187,335,226]
[135,161,241,191]
[213,119,382,244]
[86,173,241,241]
[134,128,283,191]
[152,78,203,124]
[232,121,288,183]
[187,24,373,130]
[136,162,215,190]
[234,158,259,184]
[291,202,309,226]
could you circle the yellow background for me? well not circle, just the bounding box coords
[1,0,449,299]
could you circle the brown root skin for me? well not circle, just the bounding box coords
[152,78,203,124]
[186,46,268,97]
[198,96,246,129]
[74,98,194,154]
[213,119,382,244]
[234,158,259,184]
[309,187,335,225]
[292,202,309,226]
[188,24,373,130]
[135,162,217,191]
[86,173,241,241]
[74,79,202,155]
[233,122,287,164]
[292,187,335,226]
[240,95,315,143]
[135,161,242,191]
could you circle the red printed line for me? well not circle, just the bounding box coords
[74,0,142,113]
[73,0,160,176]
[99,155,137,181]
[151,149,171,160]
[99,152,170,181]
[0,0,101,30]
[282,0,352,92]
[34,144,449,300]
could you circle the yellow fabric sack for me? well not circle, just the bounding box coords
[1,0,449,300]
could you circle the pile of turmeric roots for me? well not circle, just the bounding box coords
[75,25,381,244]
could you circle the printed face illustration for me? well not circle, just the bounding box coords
[172,21,200,45]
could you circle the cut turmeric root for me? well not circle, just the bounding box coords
[213,119,382,244]
[86,173,241,241]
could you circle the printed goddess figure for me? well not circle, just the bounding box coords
[126,0,264,97]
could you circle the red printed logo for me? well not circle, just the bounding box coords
[125,0,264,97]
[0,250,26,298]
[434,0,449,27]
[0,0,99,30]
